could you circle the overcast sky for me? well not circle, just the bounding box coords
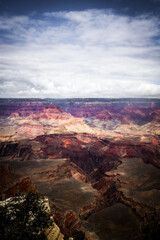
[0,0,160,98]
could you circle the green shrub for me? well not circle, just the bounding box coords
[0,191,53,240]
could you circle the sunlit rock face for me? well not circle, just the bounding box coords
[0,98,160,240]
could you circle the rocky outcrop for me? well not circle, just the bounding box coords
[27,104,71,121]
[0,164,20,194]
[0,163,37,198]
[33,160,89,184]
[3,177,37,198]
[45,223,64,240]
[53,210,81,236]
[0,141,32,160]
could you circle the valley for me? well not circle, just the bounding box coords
[0,98,160,239]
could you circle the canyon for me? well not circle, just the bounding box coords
[0,98,160,239]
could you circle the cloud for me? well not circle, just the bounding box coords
[0,10,160,98]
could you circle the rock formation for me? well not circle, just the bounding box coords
[0,98,160,239]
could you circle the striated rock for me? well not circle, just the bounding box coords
[0,98,160,239]
[27,104,71,121]
[0,162,36,199]
[0,99,45,117]
[0,164,20,194]
[96,110,114,120]
[53,210,81,236]
[85,231,100,240]
[3,177,37,198]
[33,160,89,184]
[45,222,64,240]
[0,141,33,160]
[9,112,20,118]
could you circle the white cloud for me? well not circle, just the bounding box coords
[0,10,160,98]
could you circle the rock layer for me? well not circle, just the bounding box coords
[0,98,160,239]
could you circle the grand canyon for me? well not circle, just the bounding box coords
[0,98,160,240]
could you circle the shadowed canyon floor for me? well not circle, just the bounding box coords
[0,98,160,239]
[85,203,141,240]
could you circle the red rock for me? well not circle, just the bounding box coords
[4,177,37,198]
[53,210,81,236]
[63,139,73,145]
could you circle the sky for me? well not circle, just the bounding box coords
[0,0,160,98]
